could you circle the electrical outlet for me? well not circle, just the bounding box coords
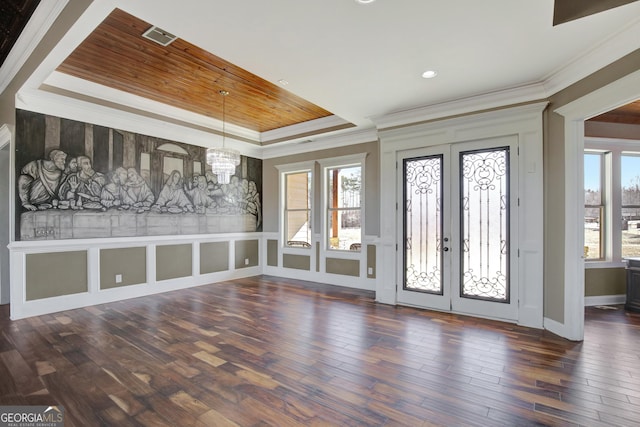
[368,267,374,275]
[245,258,250,265]
[115,274,123,283]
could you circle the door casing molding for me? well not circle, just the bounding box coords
[554,69,640,341]
[377,102,546,329]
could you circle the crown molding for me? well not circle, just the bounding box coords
[0,0,68,95]
[261,127,378,159]
[542,16,640,97]
[372,82,548,130]
[260,115,354,144]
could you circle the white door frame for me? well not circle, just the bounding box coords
[397,137,519,322]
[0,124,13,305]
[554,69,640,341]
[377,102,545,329]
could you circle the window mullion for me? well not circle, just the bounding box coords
[609,150,622,262]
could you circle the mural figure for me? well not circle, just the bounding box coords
[205,172,224,203]
[122,168,154,213]
[58,155,106,210]
[57,157,78,203]
[18,149,67,211]
[100,167,126,209]
[246,180,262,228]
[217,175,241,213]
[186,175,215,213]
[152,170,194,213]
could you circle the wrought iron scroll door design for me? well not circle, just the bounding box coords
[397,137,519,322]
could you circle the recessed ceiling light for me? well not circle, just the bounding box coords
[278,79,289,86]
[355,0,376,4]
[422,70,438,79]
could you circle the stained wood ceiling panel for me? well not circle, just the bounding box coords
[589,100,640,125]
[56,8,334,133]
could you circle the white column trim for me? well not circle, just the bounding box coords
[553,69,640,341]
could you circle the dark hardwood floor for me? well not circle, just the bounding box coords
[1,276,639,426]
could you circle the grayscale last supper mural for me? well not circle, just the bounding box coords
[15,110,262,241]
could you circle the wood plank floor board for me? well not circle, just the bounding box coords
[2,276,640,426]
[97,405,141,427]
[0,357,19,398]
[486,406,578,427]
[598,408,640,427]
[533,402,612,427]
[369,399,457,427]
[560,391,640,423]
[134,409,176,427]
[374,359,548,422]
[141,393,203,426]
[388,375,539,423]
[0,349,46,396]
[39,370,108,427]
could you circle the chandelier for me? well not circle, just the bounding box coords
[206,90,240,184]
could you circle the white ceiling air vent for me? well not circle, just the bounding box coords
[142,26,177,46]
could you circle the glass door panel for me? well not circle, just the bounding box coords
[459,148,510,302]
[397,146,450,311]
[404,154,443,294]
[398,136,518,322]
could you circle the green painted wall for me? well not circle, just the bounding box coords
[26,251,87,300]
[326,258,360,277]
[367,244,376,279]
[200,241,229,274]
[267,239,278,267]
[235,239,259,269]
[100,246,146,289]
[156,244,192,281]
[585,267,626,296]
[283,254,310,270]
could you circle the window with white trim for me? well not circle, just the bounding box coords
[280,165,313,249]
[584,139,640,265]
[321,155,365,252]
[584,152,604,260]
[621,153,640,258]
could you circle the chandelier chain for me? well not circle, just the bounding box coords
[206,89,240,185]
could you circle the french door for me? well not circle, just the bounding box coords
[397,136,519,321]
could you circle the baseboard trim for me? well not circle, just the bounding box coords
[584,294,626,307]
